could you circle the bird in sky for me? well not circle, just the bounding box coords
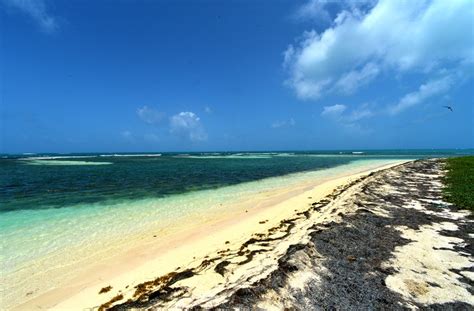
[443,105,454,112]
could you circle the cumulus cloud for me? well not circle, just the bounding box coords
[321,104,346,117]
[285,0,474,99]
[389,75,454,115]
[137,106,164,124]
[335,62,380,94]
[293,0,376,24]
[271,118,296,128]
[347,103,374,122]
[3,0,58,33]
[136,107,207,143]
[293,0,331,24]
[321,103,374,132]
[169,112,207,142]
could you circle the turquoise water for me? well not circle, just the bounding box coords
[2,150,471,213]
[0,152,471,262]
[1,150,472,306]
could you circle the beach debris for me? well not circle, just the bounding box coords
[346,255,357,262]
[215,260,231,276]
[404,279,429,297]
[132,269,194,302]
[98,286,112,294]
[98,294,123,311]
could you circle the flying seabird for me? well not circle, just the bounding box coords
[443,105,453,112]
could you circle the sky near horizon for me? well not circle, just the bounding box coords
[1,0,473,153]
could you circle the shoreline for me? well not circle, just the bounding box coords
[211,159,473,309]
[10,160,410,310]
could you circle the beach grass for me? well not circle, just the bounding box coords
[444,156,474,210]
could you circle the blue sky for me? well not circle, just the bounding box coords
[1,0,473,153]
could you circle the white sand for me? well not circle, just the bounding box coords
[384,217,473,305]
[10,160,408,310]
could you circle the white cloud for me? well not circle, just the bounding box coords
[389,75,454,115]
[347,103,374,121]
[3,0,58,33]
[204,106,212,113]
[294,0,331,24]
[136,107,207,142]
[285,0,474,99]
[271,118,296,128]
[335,62,380,94]
[293,0,377,24]
[169,112,207,142]
[321,104,346,117]
[137,106,164,124]
[321,103,374,132]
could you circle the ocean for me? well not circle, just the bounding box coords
[0,149,472,307]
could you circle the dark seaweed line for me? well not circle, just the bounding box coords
[100,161,411,311]
[206,159,473,310]
[184,161,417,309]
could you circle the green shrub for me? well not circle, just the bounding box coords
[444,156,474,210]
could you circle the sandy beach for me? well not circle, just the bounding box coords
[8,160,407,310]
[214,159,473,310]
